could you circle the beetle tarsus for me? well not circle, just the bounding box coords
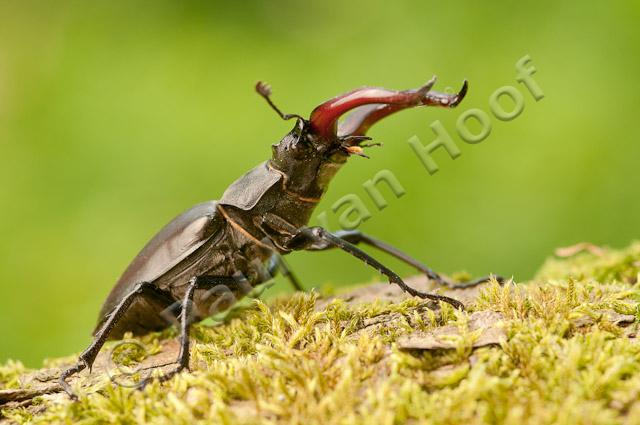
[59,363,84,400]
[59,342,105,399]
[442,274,505,289]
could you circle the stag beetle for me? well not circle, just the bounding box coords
[60,76,502,397]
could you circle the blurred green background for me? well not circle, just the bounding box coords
[1,1,639,367]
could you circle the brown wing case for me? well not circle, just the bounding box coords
[94,200,222,334]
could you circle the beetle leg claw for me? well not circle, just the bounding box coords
[59,363,84,400]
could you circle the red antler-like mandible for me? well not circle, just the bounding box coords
[308,77,468,140]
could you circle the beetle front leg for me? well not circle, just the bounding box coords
[326,230,503,289]
[286,227,464,309]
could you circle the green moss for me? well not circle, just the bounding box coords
[536,241,640,284]
[4,242,640,424]
[0,360,27,390]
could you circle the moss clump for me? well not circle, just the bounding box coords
[3,242,640,424]
[536,241,640,284]
[0,361,28,391]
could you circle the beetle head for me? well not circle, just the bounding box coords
[268,116,348,198]
[257,79,467,196]
[257,78,467,161]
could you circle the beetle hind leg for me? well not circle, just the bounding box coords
[59,281,163,399]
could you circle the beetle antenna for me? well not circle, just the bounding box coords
[255,81,306,122]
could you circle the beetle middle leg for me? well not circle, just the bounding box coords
[324,230,503,289]
[252,214,304,292]
[266,253,304,291]
[141,275,238,386]
[285,227,464,309]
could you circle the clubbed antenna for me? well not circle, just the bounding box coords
[255,81,306,122]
